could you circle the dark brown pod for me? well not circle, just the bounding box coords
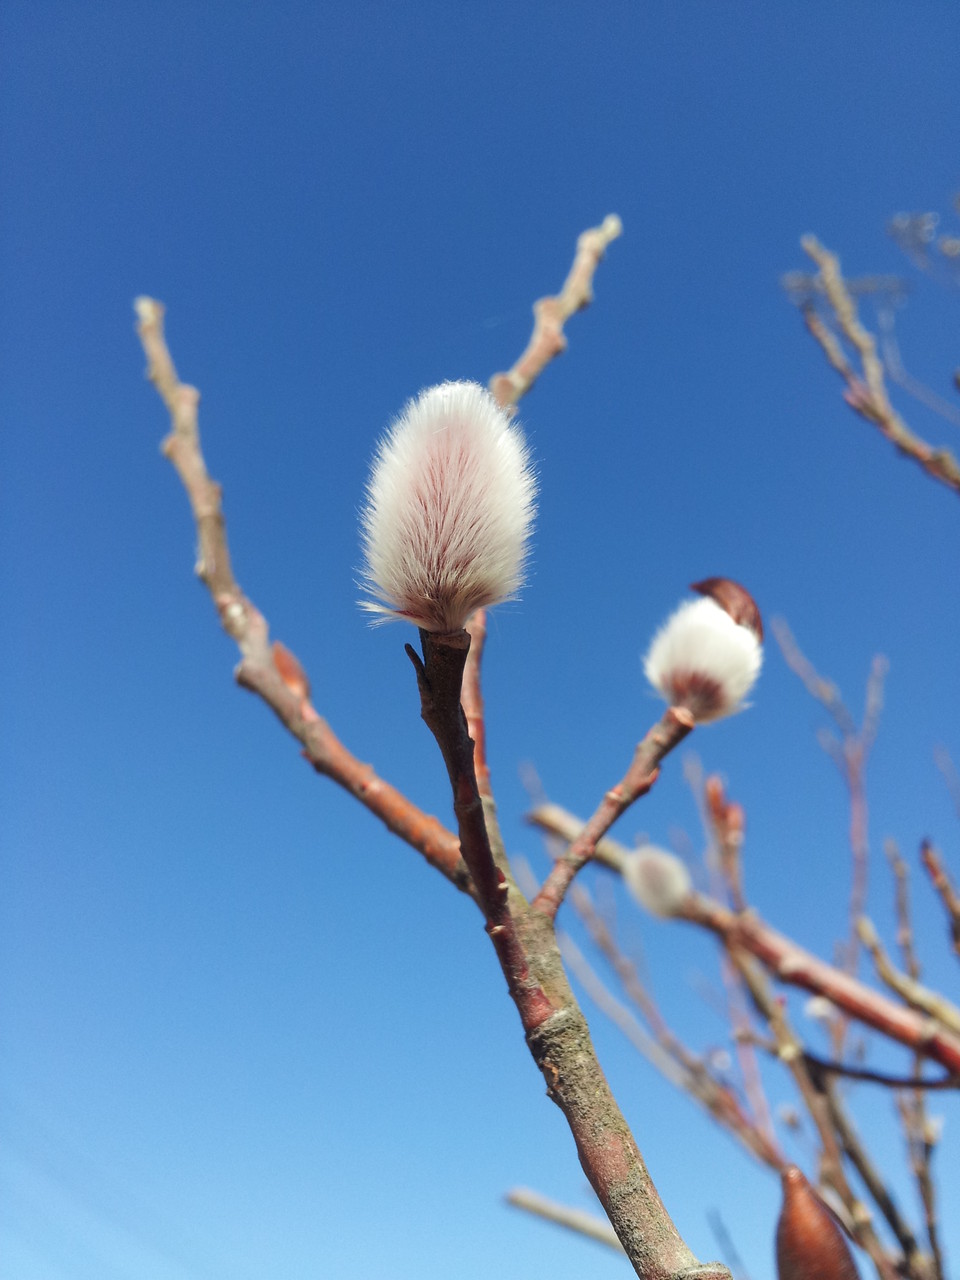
[691,577,763,641]
[776,1166,859,1280]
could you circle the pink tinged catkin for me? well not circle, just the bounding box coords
[360,381,536,633]
[643,578,763,723]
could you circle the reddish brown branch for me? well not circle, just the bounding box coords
[134,298,471,894]
[136,280,731,1278]
[681,895,960,1076]
[489,214,622,408]
[532,707,695,921]
[408,631,726,1279]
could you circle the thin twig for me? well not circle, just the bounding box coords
[802,1060,927,1277]
[856,916,960,1035]
[530,806,960,1073]
[772,621,887,1053]
[796,236,960,497]
[801,1053,958,1092]
[706,1210,752,1280]
[919,840,960,961]
[569,884,785,1170]
[897,1092,946,1280]
[532,706,695,921]
[134,298,472,895]
[490,214,622,407]
[728,950,900,1280]
[505,1187,626,1254]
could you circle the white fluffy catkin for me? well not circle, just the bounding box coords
[644,595,762,723]
[623,845,692,917]
[360,381,536,632]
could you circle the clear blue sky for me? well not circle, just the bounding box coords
[3,4,960,1279]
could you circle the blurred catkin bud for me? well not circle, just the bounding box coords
[804,995,838,1025]
[643,578,763,723]
[775,1166,859,1280]
[360,381,536,632]
[623,845,692,917]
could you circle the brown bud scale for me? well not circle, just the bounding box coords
[776,1166,859,1280]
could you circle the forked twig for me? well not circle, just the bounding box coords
[795,236,960,497]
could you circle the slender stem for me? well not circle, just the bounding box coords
[134,298,471,893]
[489,214,622,408]
[530,800,960,1075]
[408,630,727,1279]
[680,895,960,1076]
[532,707,694,921]
[505,1187,626,1254]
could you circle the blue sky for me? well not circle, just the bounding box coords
[3,4,960,1278]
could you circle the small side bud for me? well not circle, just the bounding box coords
[359,381,536,632]
[644,579,763,723]
[272,641,311,702]
[623,845,692,917]
[776,1166,859,1280]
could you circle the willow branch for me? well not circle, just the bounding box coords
[796,236,960,497]
[680,894,960,1075]
[133,298,470,894]
[489,214,623,408]
[529,804,960,1074]
[532,706,695,921]
[407,631,727,1280]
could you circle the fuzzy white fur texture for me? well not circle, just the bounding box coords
[643,596,763,723]
[623,845,692,917]
[360,381,536,632]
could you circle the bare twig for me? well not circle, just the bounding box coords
[795,236,960,497]
[885,839,920,981]
[897,1092,947,1280]
[505,1187,625,1254]
[529,807,960,1077]
[528,801,629,874]
[706,1210,752,1280]
[679,893,960,1076]
[856,916,960,1035]
[489,214,622,408]
[532,706,695,921]
[728,951,899,1280]
[137,256,732,1280]
[801,1053,957,1092]
[134,298,472,895]
[803,1061,927,1278]
[876,306,960,430]
[772,621,886,1050]
[919,840,960,961]
[568,885,785,1171]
